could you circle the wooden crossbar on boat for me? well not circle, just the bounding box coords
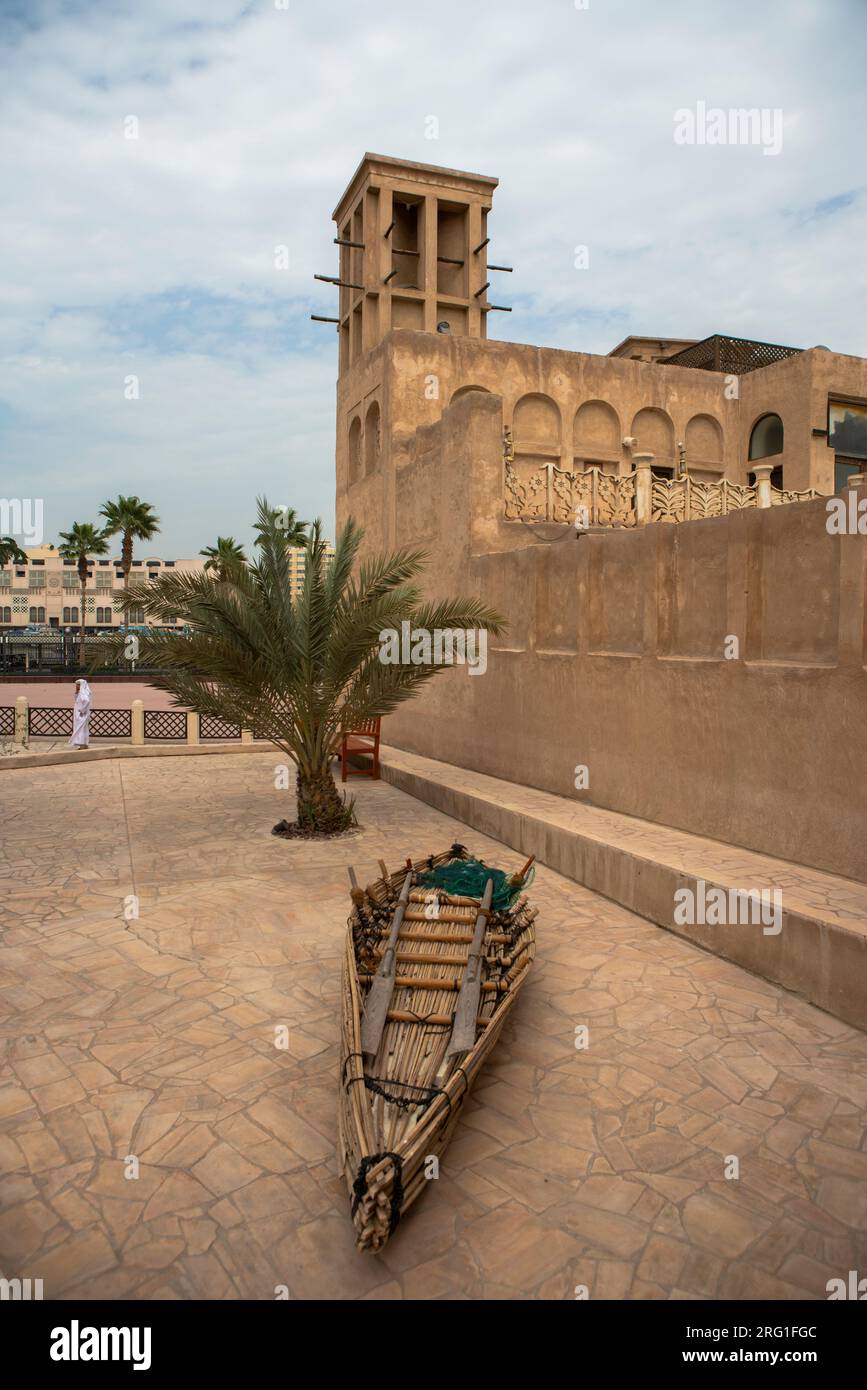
[339,844,537,1252]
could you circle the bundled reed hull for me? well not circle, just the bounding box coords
[339,844,536,1252]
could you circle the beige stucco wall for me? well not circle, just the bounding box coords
[351,389,867,884]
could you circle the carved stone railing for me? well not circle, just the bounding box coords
[503,431,819,527]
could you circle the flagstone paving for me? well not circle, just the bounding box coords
[1,753,866,1300]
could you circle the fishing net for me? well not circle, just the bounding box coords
[414,856,533,912]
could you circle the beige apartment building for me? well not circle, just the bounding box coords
[0,543,331,627]
[0,547,204,628]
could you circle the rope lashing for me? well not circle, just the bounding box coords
[351,1151,404,1235]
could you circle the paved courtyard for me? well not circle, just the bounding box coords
[1,752,866,1300]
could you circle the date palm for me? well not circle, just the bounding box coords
[99,496,160,630]
[58,523,110,664]
[254,505,307,550]
[199,537,247,579]
[122,497,506,834]
[0,537,28,566]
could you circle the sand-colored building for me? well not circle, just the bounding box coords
[325,154,867,888]
[330,154,867,555]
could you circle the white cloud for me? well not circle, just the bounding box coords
[1,0,864,553]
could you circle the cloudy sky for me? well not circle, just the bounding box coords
[1,0,864,555]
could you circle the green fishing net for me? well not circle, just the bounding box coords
[414,857,534,912]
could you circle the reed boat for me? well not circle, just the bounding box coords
[339,843,537,1252]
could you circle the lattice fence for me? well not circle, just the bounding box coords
[29,706,73,737]
[143,709,186,741]
[661,335,803,375]
[0,706,14,737]
[90,708,132,739]
[200,714,241,740]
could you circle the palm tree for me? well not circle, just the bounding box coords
[0,537,28,566]
[254,505,307,550]
[123,497,506,834]
[99,496,161,631]
[199,537,248,580]
[58,523,111,665]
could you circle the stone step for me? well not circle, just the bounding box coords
[377,744,867,1032]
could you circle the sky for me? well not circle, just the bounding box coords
[1,0,865,556]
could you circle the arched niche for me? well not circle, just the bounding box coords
[348,416,362,486]
[512,392,561,455]
[573,400,621,471]
[631,407,675,466]
[364,401,381,476]
[685,413,724,468]
[450,384,491,404]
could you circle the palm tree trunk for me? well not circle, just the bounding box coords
[122,531,132,637]
[79,578,86,666]
[295,765,352,833]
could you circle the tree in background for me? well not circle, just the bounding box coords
[123,498,506,834]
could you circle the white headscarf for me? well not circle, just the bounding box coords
[75,678,92,706]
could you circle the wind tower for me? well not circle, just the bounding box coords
[316,154,508,547]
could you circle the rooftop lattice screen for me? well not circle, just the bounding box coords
[661,335,802,375]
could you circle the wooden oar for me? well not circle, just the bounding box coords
[360,869,414,1058]
[446,878,493,1056]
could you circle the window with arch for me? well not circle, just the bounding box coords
[1,606,11,624]
[30,606,46,623]
[348,416,362,486]
[63,606,79,624]
[96,607,113,624]
[749,413,784,460]
[364,400,381,476]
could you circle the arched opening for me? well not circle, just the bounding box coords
[684,413,724,478]
[347,416,362,486]
[364,401,381,477]
[573,399,621,472]
[512,393,560,454]
[749,413,784,460]
[451,385,491,403]
[631,407,676,476]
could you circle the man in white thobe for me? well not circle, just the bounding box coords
[69,678,92,749]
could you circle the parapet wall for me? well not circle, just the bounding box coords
[382,391,867,884]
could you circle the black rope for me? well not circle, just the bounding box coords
[351,1151,404,1235]
[345,1072,451,1117]
[341,1051,365,1088]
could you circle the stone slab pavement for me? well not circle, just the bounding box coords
[1,753,866,1300]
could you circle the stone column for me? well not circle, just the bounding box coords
[633,452,654,525]
[751,462,774,509]
[131,699,144,745]
[186,711,199,746]
[14,694,28,745]
[240,728,253,745]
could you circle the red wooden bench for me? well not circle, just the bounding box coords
[340,717,381,781]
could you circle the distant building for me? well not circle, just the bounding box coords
[0,546,203,628]
[0,542,333,627]
[286,541,334,596]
